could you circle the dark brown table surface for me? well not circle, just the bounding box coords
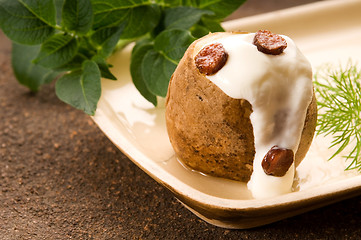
[2,0,361,239]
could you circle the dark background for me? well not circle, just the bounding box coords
[2,0,361,239]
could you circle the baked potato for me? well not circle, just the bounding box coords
[165,31,317,184]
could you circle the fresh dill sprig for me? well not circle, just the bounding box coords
[314,61,361,171]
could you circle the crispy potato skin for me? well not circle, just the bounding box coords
[165,33,317,182]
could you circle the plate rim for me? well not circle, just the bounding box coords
[92,0,361,228]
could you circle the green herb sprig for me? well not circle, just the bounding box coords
[314,61,361,170]
[0,0,246,115]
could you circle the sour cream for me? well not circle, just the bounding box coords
[199,33,313,198]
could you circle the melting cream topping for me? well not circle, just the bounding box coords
[199,33,313,199]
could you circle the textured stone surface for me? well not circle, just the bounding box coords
[3,0,361,239]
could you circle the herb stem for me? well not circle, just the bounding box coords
[315,61,361,171]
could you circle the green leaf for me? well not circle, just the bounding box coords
[162,0,198,7]
[132,38,153,53]
[91,2,160,39]
[55,0,65,24]
[54,38,98,72]
[154,29,196,61]
[91,0,152,29]
[55,60,101,115]
[12,43,60,91]
[62,0,93,35]
[140,29,196,97]
[0,0,56,44]
[3,0,247,113]
[91,23,125,57]
[190,16,225,38]
[164,6,213,30]
[34,33,78,68]
[130,42,157,105]
[141,49,176,97]
[190,24,210,38]
[77,36,98,57]
[20,0,57,26]
[119,5,161,39]
[153,0,180,7]
[198,0,246,20]
[92,55,117,80]
[53,54,86,72]
[200,16,224,32]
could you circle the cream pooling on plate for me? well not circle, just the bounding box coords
[201,33,313,198]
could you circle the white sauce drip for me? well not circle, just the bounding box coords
[201,33,313,199]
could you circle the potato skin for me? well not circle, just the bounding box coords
[165,32,317,182]
[295,93,317,167]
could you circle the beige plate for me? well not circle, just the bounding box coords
[92,0,361,229]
